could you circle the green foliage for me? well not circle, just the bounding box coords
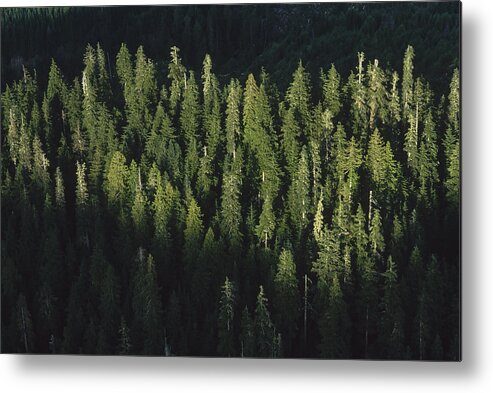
[367,128,398,195]
[220,170,243,251]
[105,151,128,210]
[1,32,459,359]
[274,249,300,351]
[402,45,415,120]
[217,277,235,356]
[254,286,277,357]
[321,64,341,117]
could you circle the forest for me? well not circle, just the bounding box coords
[1,5,460,360]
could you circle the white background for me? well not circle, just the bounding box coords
[0,0,490,392]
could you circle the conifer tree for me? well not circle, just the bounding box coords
[180,70,201,181]
[217,277,235,356]
[369,207,384,257]
[105,151,128,211]
[54,166,65,209]
[168,46,186,115]
[132,253,163,355]
[367,59,389,127]
[418,111,439,205]
[274,249,300,353]
[286,60,312,132]
[287,147,310,233]
[444,69,460,208]
[184,197,204,275]
[402,45,415,120]
[321,64,341,117]
[75,161,89,208]
[254,286,276,357]
[240,306,255,357]
[152,181,176,253]
[225,79,242,161]
[256,196,275,249]
[379,255,404,359]
[281,107,301,179]
[318,274,349,358]
[367,128,398,195]
[220,169,243,251]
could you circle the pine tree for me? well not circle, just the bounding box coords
[105,151,128,211]
[369,207,384,257]
[132,253,163,355]
[116,43,134,105]
[286,60,312,132]
[444,69,460,208]
[168,46,186,115]
[225,79,242,161]
[418,111,439,205]
[321,64,341,117]
[367,59,389,127]
[389,71,401,125]
[256,196,275,249]
[217,277,235,356]
[131,185,148,245]
[404,103,419,174]
[254,286,275,357]
[184,197,204,274]
[220,170,243,251]
[54,167,65,209]
[180,70,201,181]
[367,128,398,195]
[281,105,300,179]
[274,249,300,353]
[201,54,222,162]
[379,255,404,358]
[402,45,415,120]
[348,52,368,140]
[318,274,349,358]
[240,306,255,357]
[287,147,310,233]
[75,161,89,207]
[152,181,176,252]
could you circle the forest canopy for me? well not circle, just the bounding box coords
[1,4,460,359]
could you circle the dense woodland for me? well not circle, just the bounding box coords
[2,3,459,93]
[1,6,460,359]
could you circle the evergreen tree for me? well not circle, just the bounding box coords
[287,147,310,234]
[168,46,186,115]
[256,196,275,249]
[225,79,242,161]
[318,274,349,358]
[402,45,415,120]
[217,277,235,356]
[240,306,255,357]
[220,170,243,251]
[105,151,128,211]
[286,60,312,132]
[274,249,300,353]
[184,197,204,274]
[444,69,460,208]
[321,63,341,117]
[418,111,439,205]
[254,286,276,357]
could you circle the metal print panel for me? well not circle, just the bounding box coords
[0,1,461,359]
